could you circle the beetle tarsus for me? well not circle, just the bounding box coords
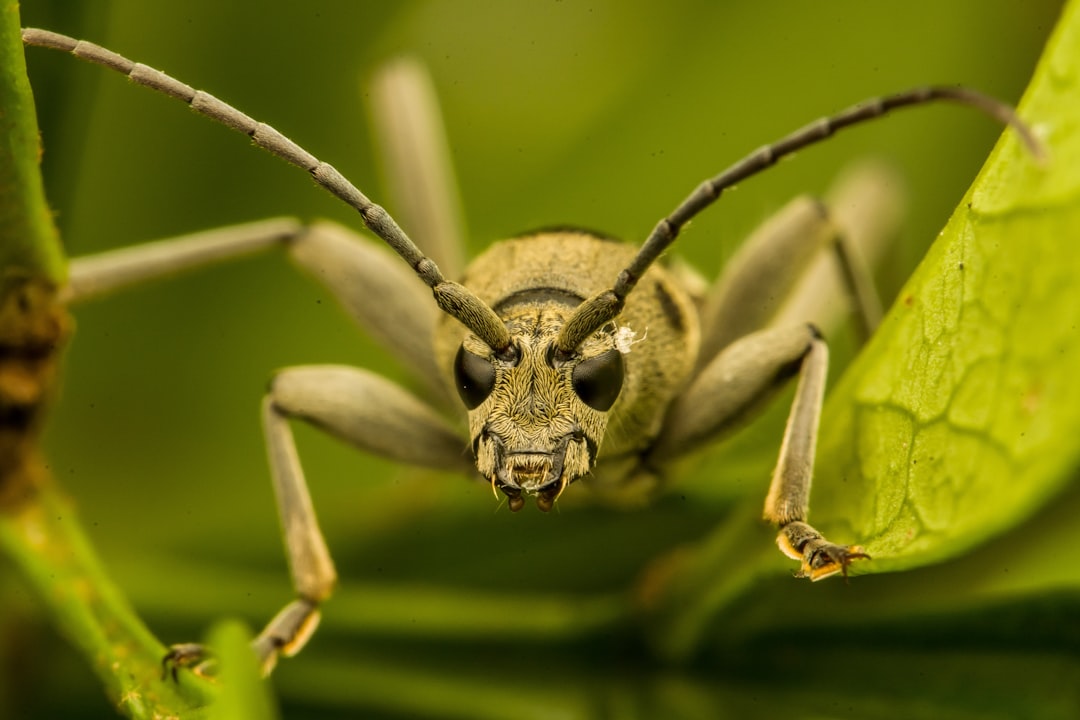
[161,643,217,682]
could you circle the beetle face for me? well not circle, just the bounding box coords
[453,304,624,511]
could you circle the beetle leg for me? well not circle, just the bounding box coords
[268,365,470,471]
[166,364,470,676]
[286,222,442,392]
[761,328,869,580]
[64,218,303,305]
[652,324,817,460]
[65,218,444,391]
[368,57,467,280]
[650,324,867,579]
[698,163,902,367]
[696,197,838,365]
[774,162,905,343]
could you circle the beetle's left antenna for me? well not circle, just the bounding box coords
[20,28,513,355]
[556,85,1046,353]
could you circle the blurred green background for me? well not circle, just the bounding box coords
[5,1,1075,718]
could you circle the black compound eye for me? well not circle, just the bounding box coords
[571,348,624,411]
[454,344,496,409]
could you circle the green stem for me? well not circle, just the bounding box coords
[0,4,216,716]
[0,1,64,282]
[0,486,217,715]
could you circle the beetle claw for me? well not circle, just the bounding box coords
[796,544,871,582]
[162,643,217,682]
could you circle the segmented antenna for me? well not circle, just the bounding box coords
[556,86,1046,353]
[22,30,1045,358]
[20,28,513,353]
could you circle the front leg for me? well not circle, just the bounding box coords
[761,328,869,580]
[167,364,470,677]
[650,324,867,580]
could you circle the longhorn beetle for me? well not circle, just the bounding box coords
[20,27,1042,677]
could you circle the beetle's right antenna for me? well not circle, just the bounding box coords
[20,28,513,355]
[556,85,1047,353]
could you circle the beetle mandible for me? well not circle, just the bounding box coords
[20,27,1042,676]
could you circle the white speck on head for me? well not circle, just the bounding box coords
[615,325,646,354]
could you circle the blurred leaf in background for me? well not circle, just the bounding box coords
[3,1,1077,718]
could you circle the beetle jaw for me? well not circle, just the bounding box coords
[477,429,595,512]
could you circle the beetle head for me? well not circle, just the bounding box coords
[452,303,624,511]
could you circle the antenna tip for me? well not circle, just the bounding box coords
[1020,122,1052,167]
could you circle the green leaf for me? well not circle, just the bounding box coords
[203,621,279,720]
[814,0,1080,571]
[647,0,1080,664]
